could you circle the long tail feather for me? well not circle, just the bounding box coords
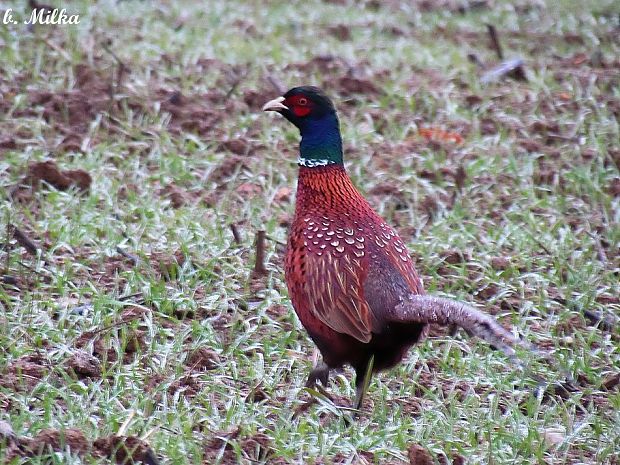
[393,295,538,364]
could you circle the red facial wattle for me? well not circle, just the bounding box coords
[285,95,312,118]
[292,106,311,117]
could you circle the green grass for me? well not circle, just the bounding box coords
[1,0,619,463]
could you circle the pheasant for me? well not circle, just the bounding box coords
[263,86,537,410]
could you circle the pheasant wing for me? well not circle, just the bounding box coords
[303,251,374,343]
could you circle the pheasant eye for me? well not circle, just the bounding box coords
[290,96,312,117]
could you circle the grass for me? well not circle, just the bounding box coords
[1,0,619,463]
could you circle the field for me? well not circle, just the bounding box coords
[1,0,619,463]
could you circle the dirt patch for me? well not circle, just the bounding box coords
[218,139,251,156]
[6,429,156,464]
[265,303,290,322]
[4,59,257,152]
[74,307,149,365]
[168,372,203,398]
[407,443,434,465]
[439,249,472,265]
[185,347,221,370]
[475,282,500,300]
[159,184,193,208]
[326,24,352,41]
[367,182,410,209]
[323,450,375,464]
[0,137,18,150]
[150,250,187,280]
[204,429,274,465]
[284,54,350,75]
[602,373,620,391]
[122,329,147,355]
[75,330,118,363]
[281,55,388,99]
[0,353,49,390]
[21,428,91,457]
[155,88,225,136]
[273,186,293,204]
[93,435,159,465]
[333,76,383,97]
[608,177,620,197]
[208,155,251,184]
[0,424,158,464]
[10,64,112,151]
[490,256,511,270]
[120,305,151,323]
[66,350,102,379]
[235,182,263,200]
[9,161,92,201]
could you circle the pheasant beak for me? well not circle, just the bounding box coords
[262,96,288,112]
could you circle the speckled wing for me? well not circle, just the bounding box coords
[302,250,374,343]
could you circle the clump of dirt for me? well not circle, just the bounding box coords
[208,155,251,184]
[75,331,118,363]
[93,435,160,465]
[0,353,49,390]
[21,428,91,457]
[324,450,375,464]
[236,182,263,200]
[0,424,158,464]
[273,186,293,204]
[327,24,352,41]
[415,0,491,13]
[0,137,18,150]
[439,249,472,265]
[420,194,442,220]
[368,182,410,209]
[168,373,203,398]
[23,160,92,192]
[244,384,268,404]
[122,329,147,355]
[231,19,258,37]
[74,305,151,364]
[608,177,620,197]
[475,282,500,300]
[185,347,221,370]
[0,426,92,462]
[159,184,192,208]
[156,89,224,136]
[150,250,187,280]
[534,160,565,188]
[285,54,349,75]
[11,64,113,151]
[490,256,511,270]
[602,373,620,391]
[218,139,250,156]
[281,55,389,99]
[333,76,383,97]
[204,429,273,464]
[66,350,102,379]
[120,305,151,323]
[407,443,433,465]
[265,304,289,321]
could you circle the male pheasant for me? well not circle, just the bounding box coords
[263,86,535,410]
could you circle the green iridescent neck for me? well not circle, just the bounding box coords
[298,114,343,167]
